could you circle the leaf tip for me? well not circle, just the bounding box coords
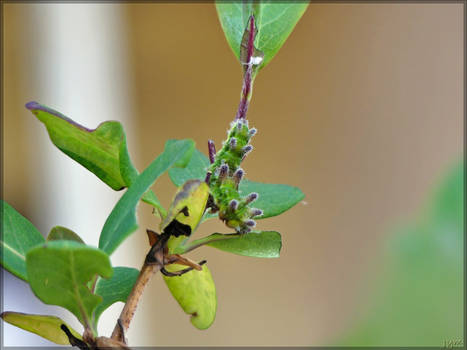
[190,312,215,330]
[102,266,114,280]
[25,101,41,111]
[25,101,92,132]
[298,188,305,200]
[25,101,58,118]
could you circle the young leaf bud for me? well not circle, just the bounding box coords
[248,128,257,138]
[208,140,216,164]
[244,192,258,204]
[245,219,256,227]
[204,171,212,184]
[229,137,237,150]
[250,208,263,217]
[233,168,244,186]
[241,145,253,159]
[236,120,243,133]
[242,226,252,234]
[218,163,229,181]
[229,199,239,211]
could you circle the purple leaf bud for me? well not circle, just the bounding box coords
[245,219,256,227]
[233,168,244,186]
[242,145,253,155]
[208,140,216,164]
[241,226,252,234]
[218,163,229,181]
[250,208,263,217]
[244,192,258,204]
[204,171,212,184]
[241,145,253,161]
[236,120,243,133]
[229,137,237,150]
[229,199,239,211]
[248,128,257,138]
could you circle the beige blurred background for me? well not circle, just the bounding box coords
[3,3,463,346]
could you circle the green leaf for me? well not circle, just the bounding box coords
[1,200,45,281]
[202,230,281,257]
[26,241,113,328]
[93,266,139,324]
[118,135,166,217]
[175,231,281,258]
[27,101,126,190]
[216,2,309,69]
[168,149,304,219]
[168,149,209,186]
[168,139,196,168]
[0,312,82,345]
[163,264,217,330]
[337,162,463,346]
[240,180,304,219]
[26,101,164,213]
[46,226,85,244]
[99,139,195,255]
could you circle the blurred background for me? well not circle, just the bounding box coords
[3,2,463,347]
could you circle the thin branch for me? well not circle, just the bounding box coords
[109,230,235,343]
[110,261,162,342]
[235,15,260,120]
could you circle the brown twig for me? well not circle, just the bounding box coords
[110,261,162,342]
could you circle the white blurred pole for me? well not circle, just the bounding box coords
[3,4,133,345]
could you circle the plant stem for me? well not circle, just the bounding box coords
[109,17,261,344]
[235,16,256,120]
[110,261,161,341]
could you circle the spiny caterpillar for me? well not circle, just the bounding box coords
[206,118,262,234]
